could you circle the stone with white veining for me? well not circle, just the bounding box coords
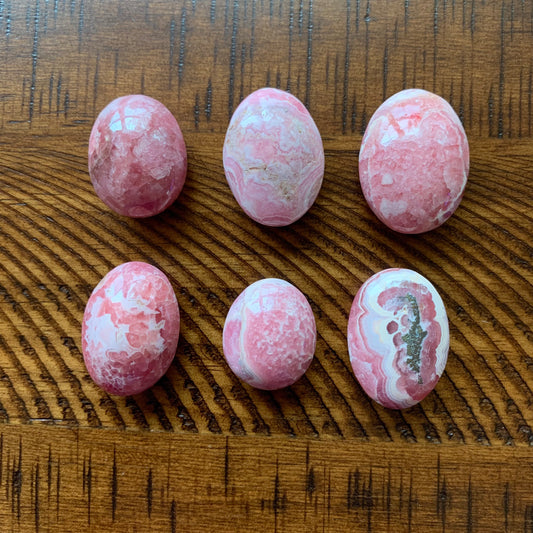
[347,268,449,409]
[359,89,469,233]
[223,88,324,226]
[223,278,316,390]
[82,262,180,396]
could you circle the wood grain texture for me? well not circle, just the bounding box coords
[0,0,532,530]
[1,424,533,532]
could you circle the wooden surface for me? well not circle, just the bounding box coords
[0,0,532,531]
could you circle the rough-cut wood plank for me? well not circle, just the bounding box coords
[0,0,532,530]
[0,424,532,532]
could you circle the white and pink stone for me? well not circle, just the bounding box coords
[89,94,187,218]
[347,268,449,409]
[359,88,469,233]
[82,262,180,396]
[223,88,324,226]
[223,278,316,390]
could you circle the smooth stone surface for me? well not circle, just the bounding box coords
[223,87,324,226]
[359,88,469,233]
[89,94,187,217]
[223,278,316,390]
[82,262,180,396]
[347,268,449,409]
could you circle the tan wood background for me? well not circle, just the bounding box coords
[0,0,532,531]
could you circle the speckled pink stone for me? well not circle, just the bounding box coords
[359,89,469,233]
[223,88,324,226]
[82,262,180,396]
[347,268,449,409]
[223,278,316,390]
[89,94,187,217]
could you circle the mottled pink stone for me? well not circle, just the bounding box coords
[359,89,469,233]
[347,268,449,409]
[223,88,324,226]
[223,278,316,390]
[82,262,180,396]
[89,94,187,217]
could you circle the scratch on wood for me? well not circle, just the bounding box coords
[178,7,187,85]
[342,0,351,134]
[111,447,117,521]
[146,468,153,517]
[498,1,506,138]
[194,93,200,129]
[287,0,294,92]
[29,0,40,124]
[170,499,177,533]
[305,0,313,108]
[467,477,473,533]
[169,18,176,88]
[228,0,238,117]
[33,462,39,532]
[77,0,84,49]
[205,79,212,120]
[224,436,229,498]
[382,42,388,101]
[47,446,52,502]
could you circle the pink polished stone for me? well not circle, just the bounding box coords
[223,278,316,390]
[359,89,469,233]
[347,268,449,409]
[82,262,180,396]
[223,88,324,226]
[89,94,187,217]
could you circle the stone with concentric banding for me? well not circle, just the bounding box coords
[223,88,324,226]
[347,268,449,409]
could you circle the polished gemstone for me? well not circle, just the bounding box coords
[89,94,187,217]
[223,88,324,226]
[223,278,316,390]
[359,89,469,233]
[347,268,449,409]
[82,262,180,396]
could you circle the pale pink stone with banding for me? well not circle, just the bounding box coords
[223,88,324,226]
[347,268,449,409]
[89,94,187,217]
[223,278,316,390]
[82,262,180,396]
[359,89,469,233]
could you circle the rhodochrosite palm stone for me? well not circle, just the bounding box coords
[359,88,469,233]
[223,87,324,226]
[347,268,449,409]
[223,278,316,390]
[89,94,187,217]
[82,262,180,396]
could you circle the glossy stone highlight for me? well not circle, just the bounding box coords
[89,94,187,217]
[359,89,469,233]
[347,268,449,409]
[82,262,180,396]
[223,278,316,390]
[223,88,324,226]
